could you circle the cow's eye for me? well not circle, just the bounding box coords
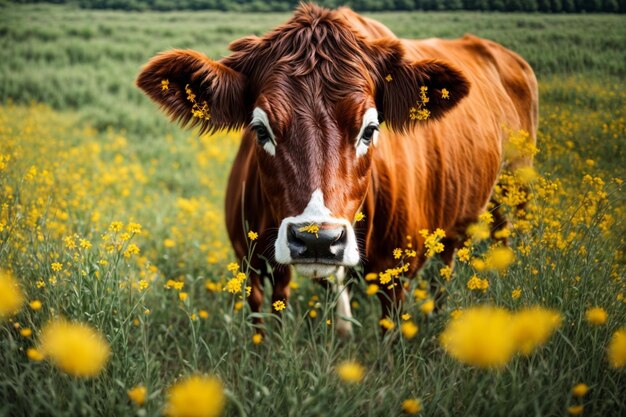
[253,125,271,145]
[361,125,379,146]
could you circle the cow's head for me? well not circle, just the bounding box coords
[137,5,469,278]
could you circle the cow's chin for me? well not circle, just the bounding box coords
[293,264,339,279]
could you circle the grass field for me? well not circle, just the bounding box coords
[1,3,625,417]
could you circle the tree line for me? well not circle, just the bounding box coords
[9,0,626,12]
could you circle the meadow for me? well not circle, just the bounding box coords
[0,3,625,417]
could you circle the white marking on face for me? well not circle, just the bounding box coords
[334,266,353,337]
[251,107,276,156]
[275,189,360,276]
[355,107,379,158]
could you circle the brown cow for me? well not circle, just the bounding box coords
[137,4,538,335]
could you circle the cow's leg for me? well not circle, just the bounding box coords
[489,196,510,246]
[333,267,353,338]
[248,272,264,329]
[430,237,459,312]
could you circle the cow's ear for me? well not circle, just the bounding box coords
[136,49,250,133]
[370,41,470,133]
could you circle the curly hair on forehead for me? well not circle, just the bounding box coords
[222,3,384,101]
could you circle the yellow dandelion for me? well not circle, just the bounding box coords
[128,385,147,406]
[273,300,286,312]
[607,327,626,368]
[441,88,450,99]
[51,262,63,272]
[571,383,589,398]
[401,321,419,340]
[484,246,515,273]
[364,272,378,281]
[161,79,170,91]
[511,307,562,355]
[336,361,365,383]
[354,212,365,222]
[39,319,110,377]
[199,310,209,319]
[585,307,607,326]
[401,398,422,414]
[366,284,379,296]
[393,248,403,259]
[567,405,584,415]
[247,230,258,241]
[420,299,435,315]
[0,270,24,319]
[440,305,515,368]
[379,317,395,330]
[401,313,411,321]
[20,328,33,337]
[164,375,225,417]
[164,239,176,248]
[179,292,188,301]
[252,333,263,345]
[27,348,45,362]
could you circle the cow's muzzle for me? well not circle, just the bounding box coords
[286,223,347,264]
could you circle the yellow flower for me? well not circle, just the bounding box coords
[273,300,286,312]
[354,212,365,222]
[607,327,626,368]
[309,309,318,318]
[440,306,515,368]
[39,319,110,377]
[419,228,445,257]
[420,299,435,315]
[585,307,607,325]
[0,270,24,319]
[109,221,123,232]
[511,288,522,300]
[164,375,225,417]
[364,272,378,281]
[336,361,365,383]
[20,328,32,337]
[51,262,63,272]
[484,246,515,273]
[467,275,489,292]
[199,310,209,319]
[401,321,419,340]
[164,239,176,248]
[401,398,422,414]
[441,88,450,99]
[440,266,452,281]
[128,385,147,406]
[298,223,319,238]
[385,74,393,82]
[467,222,490,241]
[379,317,395,330]
[139,280,149,291]
[393,248,403,259]
[567,405,584,415]
[247,230,258,241]
[456,247,470,262]
[366,284,379,296]
[511,307,562,355]
[252,333,263,345]
[413,289,428,301]
[401,313,411,321]
[227,262,239,273]
[27,348,45,362]
[571,383,589,397]
[179,292,188,301]
[161,79,170,91]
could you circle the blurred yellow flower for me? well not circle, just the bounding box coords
[440,306,515,368]
[366,284,379,296]
[0,270,24,319]
[401,321,419,340]
[26,348,45,362]
[571,383,588,397]
[467,275,489,292]
[39,319,110,377]
[247,230,258,241]
[484,246,515,273]
[164,375,225,417]
[420,299,435,315]
[336,361,365,383]
[128,385,147,406]
[20,328,32,337]
[179,292,188,301]
[567,405,584,415]
[379,317,395,330]
[441,88,450,99]
[585,307,607,325]
[511,288,522,300]
[164,239,176,248]
[252,333,263,345]
[199,310,209,319]
[51,262,63,272]
[354,212,365,222]
[29,300,43,310]
[401,398,422,414]
[607,327,626,368]
[512,307,562,355]
[273,300,286,312]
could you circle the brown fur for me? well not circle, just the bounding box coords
[136,4,538,325]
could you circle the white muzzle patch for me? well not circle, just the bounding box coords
[274,189,360,278]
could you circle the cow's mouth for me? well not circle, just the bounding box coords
[293,263,339,279]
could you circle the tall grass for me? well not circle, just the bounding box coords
[0,4,625,417]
